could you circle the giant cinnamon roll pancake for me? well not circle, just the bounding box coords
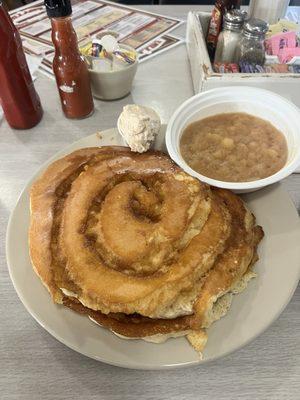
[29,147,263,353]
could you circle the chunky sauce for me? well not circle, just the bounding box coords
[180,112,288,182]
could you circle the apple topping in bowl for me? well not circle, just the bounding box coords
[180,112,288,183]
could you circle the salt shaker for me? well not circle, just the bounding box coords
[214,9,248,64]
[236,18,269,65]
[206,0,241,61]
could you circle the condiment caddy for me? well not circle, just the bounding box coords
[205,0,298,73]
[211,10,300,74]
[186,11,300,101]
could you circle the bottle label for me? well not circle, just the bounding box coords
[59,84,75,93]
[207,8,222,46]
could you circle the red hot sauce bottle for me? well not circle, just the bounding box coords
[0,1,43,129]
[45,0,94,119]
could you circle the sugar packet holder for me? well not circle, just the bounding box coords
[79,35,136,66]
[264,31,300,64]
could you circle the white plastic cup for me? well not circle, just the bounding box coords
[166,86,300,193]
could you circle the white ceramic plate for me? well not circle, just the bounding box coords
[6,129,300,370]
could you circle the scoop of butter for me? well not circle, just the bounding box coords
[118,104,161,153]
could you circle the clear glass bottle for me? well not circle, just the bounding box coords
[214,9,247,64]
[236,18,269,66]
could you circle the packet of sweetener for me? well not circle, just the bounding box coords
[289,64,300,73]
[264,64,289,73]
[278,47,300,63]
[266,19,299,38]
[269,31,296,56]
[213,62,239,73]
[239,62,265,73]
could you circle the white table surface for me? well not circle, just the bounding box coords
[1,5,299,400]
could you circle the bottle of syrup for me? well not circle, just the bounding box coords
[206,0,240,62]
[0,1,43,129]
[45,0,94,119]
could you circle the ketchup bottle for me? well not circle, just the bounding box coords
[0,2,43,129]
[45,0,94,119]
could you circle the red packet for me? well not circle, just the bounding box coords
[213,62,239,73]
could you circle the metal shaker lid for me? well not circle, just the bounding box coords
[243,18,269,38]
[223,9,248,31]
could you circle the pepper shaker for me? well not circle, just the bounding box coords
[236,18,269,66]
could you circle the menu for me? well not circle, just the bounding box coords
[10,0,183,77]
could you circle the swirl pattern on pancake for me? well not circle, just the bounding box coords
[29,147,264,353]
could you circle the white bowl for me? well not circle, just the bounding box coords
[166,87,300,192]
